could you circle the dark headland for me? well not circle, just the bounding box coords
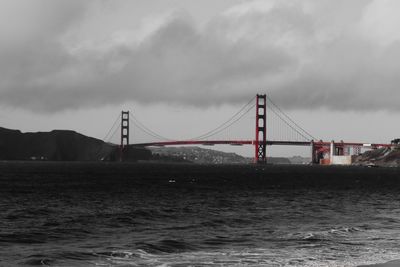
[0,127,151,161]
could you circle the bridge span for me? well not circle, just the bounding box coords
[132,140,393,149]
[132,140,308,147]
[109,94,395,164]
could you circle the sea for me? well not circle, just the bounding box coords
[1,162,400,267]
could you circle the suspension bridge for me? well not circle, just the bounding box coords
[102,94,394,164]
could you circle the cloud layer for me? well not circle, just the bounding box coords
[1,0,400,112]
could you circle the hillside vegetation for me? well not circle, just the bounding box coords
[353,146,400,167]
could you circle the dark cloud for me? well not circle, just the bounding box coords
[1,0,400,112]
[271,36,400,111]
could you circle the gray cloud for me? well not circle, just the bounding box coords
[1,0,400,112]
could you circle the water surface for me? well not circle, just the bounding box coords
[1,162,400,266]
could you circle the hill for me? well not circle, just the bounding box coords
[353,145,400,167]
[149,146,292,164]
[0,127,150,161]
[149,146,250,164]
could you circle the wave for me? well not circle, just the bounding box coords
[136,239,197,254]
[89,247,400,267]
[283,226,365,244]
[0,232,48,244]
[358,259,400,267]
[22,251,97,266]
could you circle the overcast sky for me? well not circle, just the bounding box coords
[1,0,399,156]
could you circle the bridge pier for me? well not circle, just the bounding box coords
[120,111,129,161]
[255,94,267,163]
[329,140,335,164]
[311,140,317,164]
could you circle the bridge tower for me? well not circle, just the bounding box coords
[120,111,129,161]
[255,94,267,163]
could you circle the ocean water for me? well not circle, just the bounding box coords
[1,162,400,266]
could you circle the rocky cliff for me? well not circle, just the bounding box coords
[353,145,400,167]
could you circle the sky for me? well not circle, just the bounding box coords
[1,0,400,157]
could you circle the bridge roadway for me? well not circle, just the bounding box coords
[131,140,394,148]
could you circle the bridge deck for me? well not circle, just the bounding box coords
[131,140,394,147]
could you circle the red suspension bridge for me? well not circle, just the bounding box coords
[103,94,394,164]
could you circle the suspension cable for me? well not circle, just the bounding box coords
[130,119,168,141]
[265,94,316,140]
[129,114,172,141]
[267,103,311,141]
[196,102,255,140]
[108,121,121,144]
[102,114,121,141]
[190,96,256,140]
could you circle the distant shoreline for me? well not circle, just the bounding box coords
[1,159,399,168]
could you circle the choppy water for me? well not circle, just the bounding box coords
[1,162,400,266]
